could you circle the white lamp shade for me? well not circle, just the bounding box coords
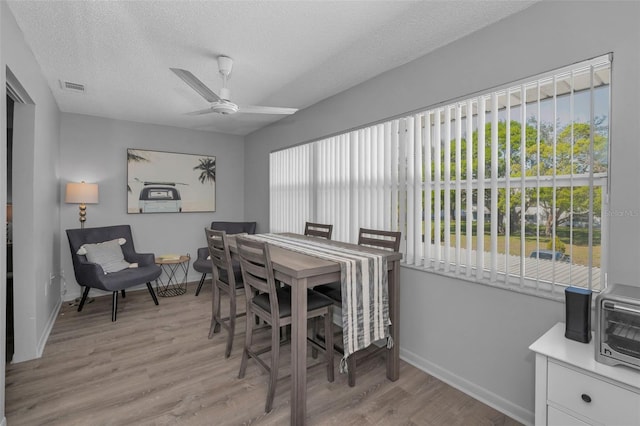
[65,182,99,204]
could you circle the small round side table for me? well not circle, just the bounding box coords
[154,254,191,297]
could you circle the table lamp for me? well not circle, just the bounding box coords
[65,181,99,228]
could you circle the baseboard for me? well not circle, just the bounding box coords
[400,347,534,426]
[37,297,62,358]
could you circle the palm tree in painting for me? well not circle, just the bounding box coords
[127,150,149,193]
[193,157,216,184]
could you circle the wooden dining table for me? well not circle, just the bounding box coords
[229,233,402,425]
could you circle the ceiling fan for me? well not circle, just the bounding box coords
[171,56,298,116]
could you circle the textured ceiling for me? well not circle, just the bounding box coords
[7,0,537,136]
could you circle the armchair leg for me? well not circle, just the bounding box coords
[147,282,159,305]
[78,286,91,312]
[195,273,207,296]
[112,291,118,322]
[121,289,126,298]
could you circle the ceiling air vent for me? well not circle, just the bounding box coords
[59,80,86,94]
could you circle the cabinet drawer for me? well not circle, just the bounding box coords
[548,406,590,426]
[548,361,640,425]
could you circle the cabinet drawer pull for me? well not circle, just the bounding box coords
[581,393,592,403]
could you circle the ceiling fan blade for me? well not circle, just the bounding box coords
[170,68,221,103]
[238,105,298,115]
[186,107,216,116]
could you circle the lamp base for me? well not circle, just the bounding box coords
[79,203,87,229]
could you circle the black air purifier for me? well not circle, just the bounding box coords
[565,286,592,343]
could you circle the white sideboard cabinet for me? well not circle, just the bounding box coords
[529,323,640,426]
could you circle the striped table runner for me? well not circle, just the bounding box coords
[244,234,392,371]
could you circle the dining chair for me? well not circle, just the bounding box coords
[236,236,335,413]
[205,228,246,358]
[303,222,333,239]
[193,221,256,296]
[313,227,401,387]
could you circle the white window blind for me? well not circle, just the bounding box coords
[270,144,311,234]
[270,54,611,296]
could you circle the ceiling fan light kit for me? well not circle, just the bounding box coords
[171,55,298,117]
[218,87,231,101]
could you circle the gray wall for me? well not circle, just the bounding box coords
[244,1,640,423]
[2,0,62,367]
[59,113,245,300]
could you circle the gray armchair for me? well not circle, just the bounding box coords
[193,221,256,296]
[66,225,161,321]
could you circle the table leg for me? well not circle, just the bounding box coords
[386,259,400,381]
[290,278,308,425]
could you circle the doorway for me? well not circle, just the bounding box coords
[6,94,13,363]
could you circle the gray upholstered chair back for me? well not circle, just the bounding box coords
[68,225,137,264]
[193,221,257,296]
[210,221,257,235]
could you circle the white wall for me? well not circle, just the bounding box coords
[59,113,245,300]
[244,1,640,423]
[2,1,62,365]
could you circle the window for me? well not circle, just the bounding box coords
[270,54,611,297]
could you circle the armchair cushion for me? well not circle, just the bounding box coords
[77,237,126,255]
[81,239,130,274]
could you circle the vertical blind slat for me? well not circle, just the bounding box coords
[587,66,595,290]
[391,120,400,249]
[398,121,408,257]
[535,81,542,291]
[414,115,423,266]
[519,84,527,288]
[443,107,452,272]
[454,105,462,275]
[465,100,474,278]
[405,117,415,265]
[504,90,511,285]
[551,76,558,295]
[476,96,486,281]
[384,123,392,235]
[424,112,432,267]
[433,110,442,268]
[490,93,499,283]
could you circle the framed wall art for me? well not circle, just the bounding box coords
[127,148,216,214]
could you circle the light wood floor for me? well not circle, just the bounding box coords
[6,282,522,425]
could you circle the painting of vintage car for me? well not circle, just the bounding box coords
[127,149,215,214]
[138,183,182,213]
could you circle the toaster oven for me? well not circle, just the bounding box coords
[595,283,640,370]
